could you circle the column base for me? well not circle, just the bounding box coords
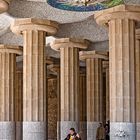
[23,122,47,140]
[79,121,87,140]
[87,121,99,140]
[0,121,16,140]
[16,122,22,140]
[60,121,79,140]
[111,122,136,140]
[57,121,60,140]
[137,123,140,140]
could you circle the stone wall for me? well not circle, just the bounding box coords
[48,78,57,140]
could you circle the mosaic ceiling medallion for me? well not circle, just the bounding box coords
[47,0,124,12]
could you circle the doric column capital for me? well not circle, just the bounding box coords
[51,38,89,51]
[79,50,108,61]
[0,0,11,14]
[0,44,22,55]
[11,18,59,35]
[95,4,140,26]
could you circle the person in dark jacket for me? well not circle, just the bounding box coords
[64,128,81,140]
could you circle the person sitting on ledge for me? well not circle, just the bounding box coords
[64,128,81,140]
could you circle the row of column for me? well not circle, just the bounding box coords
[0,40,109,140]
[51,38,110,140]
[47,59,110,140]
[50,5,140,140]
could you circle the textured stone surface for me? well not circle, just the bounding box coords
[79,122,87,140]
[137,123,140,140]
[48,78,57,140]
[87,41,109,51]
[56,19,108,42]
[7,0,140,24]
[16,122,22,140]
[111,122,136,140]
[8,0,93,24]
[0,29,23,45]
[60,121,79,140]
[87,122,99,140]
[0,122,16,139]
[23,122,47,140]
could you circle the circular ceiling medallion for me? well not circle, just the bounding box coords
[47,0,124,12]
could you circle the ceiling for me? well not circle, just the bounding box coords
[0,0,140,45]
[8,0,94,23]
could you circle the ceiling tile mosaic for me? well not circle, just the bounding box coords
[47,0,124,12]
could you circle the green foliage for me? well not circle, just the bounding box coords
[101,0,124,8]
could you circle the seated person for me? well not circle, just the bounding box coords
[64,128,81,140]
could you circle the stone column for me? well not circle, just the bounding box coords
[11,18,58,140]
[15,70,23,140]
[95,5,140,140]
[51,38,88,140]
[103,61,109,121]
[80,51,108,140]
[0,45,22,140]
[136,29,140,139]
[79,68,87,140]
[48,64,61,140]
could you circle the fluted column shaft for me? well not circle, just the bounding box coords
[11,18,58,140]
[0,53,15,121]
[109,19,135,135]
[103,61,110,121]
[61,47,79,121]
[0,45,22,140]
[95,5,140,140]
[79,72,86,122]
[15,70,23,122]
[106,67,109,121]
[61,47,79,140]
[136,29,140,139]
[23,30,46,121]
[15,70,23,140]
[79,71,87,140]
[22,30,47,140]
[87,59,103,122]
[80,51,108,140]
[51,38,88,140]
